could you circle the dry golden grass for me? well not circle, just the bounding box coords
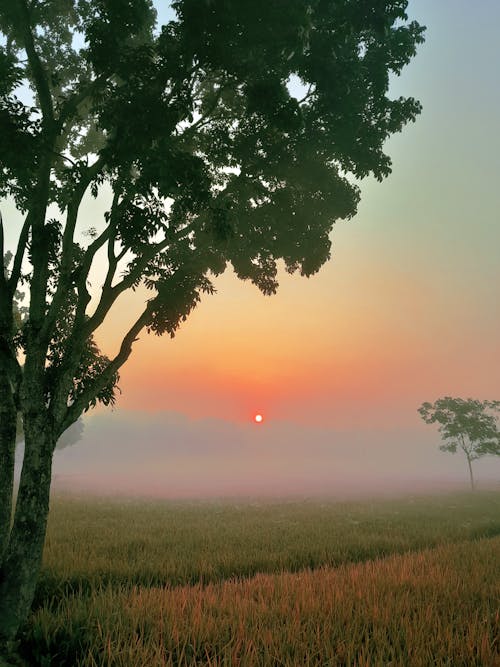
[21,492,500,666]
[27,537,500,666]
[38,490,500,595]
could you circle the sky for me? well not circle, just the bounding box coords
[95,0,500,427]
[6,1,500,495]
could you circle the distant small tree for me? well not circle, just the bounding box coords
[418,397,500,490]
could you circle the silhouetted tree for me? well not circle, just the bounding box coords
[3,253,83,449]
[0,0,424,647]
[418,397,500,490]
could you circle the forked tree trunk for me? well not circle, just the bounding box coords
[0,371,17,561]
[0,412,54,645]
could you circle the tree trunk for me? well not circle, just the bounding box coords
[0,371,16,561]
[466,455,475,491]
[0,413,54,645]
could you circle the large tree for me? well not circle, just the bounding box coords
[0,0,424,647]
[418,397,500,490]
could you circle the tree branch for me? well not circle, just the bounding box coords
[53,216,197,432]
[73,225,112,328]
[0,212,4,256]
[0,214,23,402]
[41,156,107,342]
[62,156,106,258]
[102,192,121,293]
[60,301,154,432]
[8,214,31,296]
[45,223,112,426]
[84,235,171,338]
[0,216,22,403]
[16,0,54,126]
[12,1,57,335]
[0,212,6,292]
[297,84,315,105]
[57,74,108,127]
[0,215,12,352]
[177,85,226,142]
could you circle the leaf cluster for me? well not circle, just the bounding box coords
[418,397,500,460]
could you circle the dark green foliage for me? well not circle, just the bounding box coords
[1,0,425,292]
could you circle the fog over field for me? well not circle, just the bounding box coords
[18,411,500,499]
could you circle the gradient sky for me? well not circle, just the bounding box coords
[6,1,500,493]
[96,0,500,425]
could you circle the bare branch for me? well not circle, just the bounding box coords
[44,222,112,421]
[57,218,196,423]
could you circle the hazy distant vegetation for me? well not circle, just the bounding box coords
[20,491,500,666]
[418,397,500,490]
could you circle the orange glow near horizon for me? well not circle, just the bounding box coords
[92,254,500,429]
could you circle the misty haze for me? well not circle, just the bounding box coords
[22,410,500,499]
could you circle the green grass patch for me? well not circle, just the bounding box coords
[22,490,500,665]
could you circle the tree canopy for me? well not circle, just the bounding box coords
[0,0,425,434]
[418,397,500,489]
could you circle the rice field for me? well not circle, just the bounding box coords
[20,491,500,666]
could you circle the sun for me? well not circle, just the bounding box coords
[254,413,264,424]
